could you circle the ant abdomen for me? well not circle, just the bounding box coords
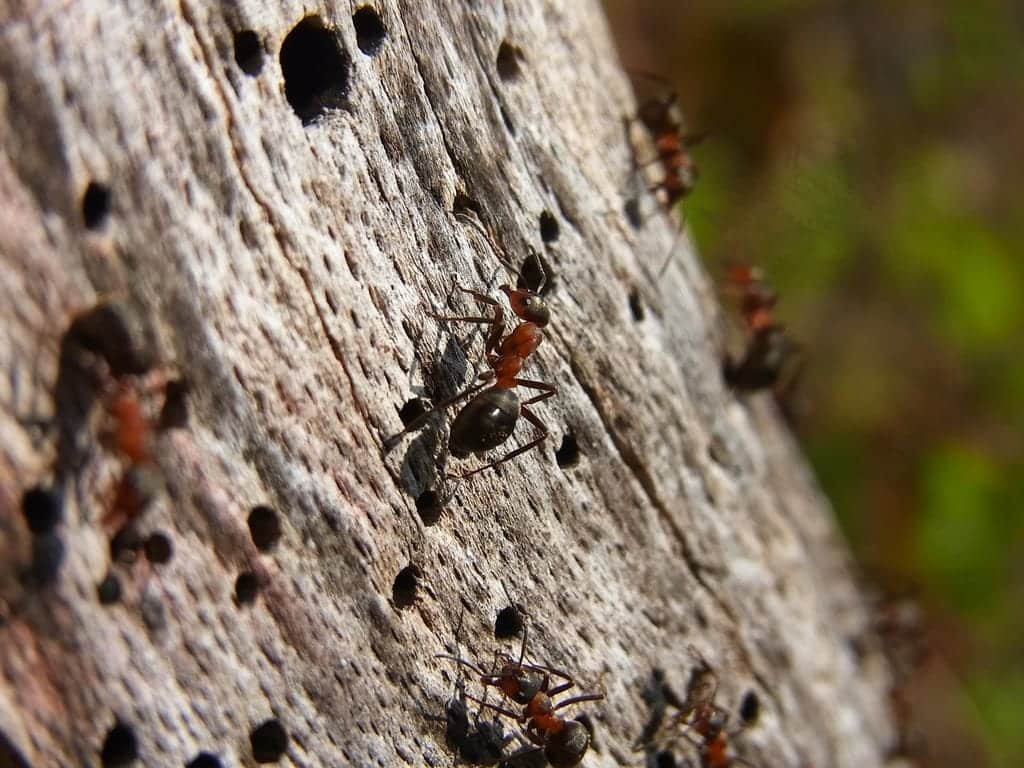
[448,386,520,458]
[544,720,591,767]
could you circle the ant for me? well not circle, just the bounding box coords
[437,627,603,767]
[384,216,557,481]
[660,650,756,768]
[721,264,797,394]
[625,71,706,274]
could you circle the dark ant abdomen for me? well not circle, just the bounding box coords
[543,720,591,767]
[449,386,521,458]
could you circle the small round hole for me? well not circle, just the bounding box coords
[399,397,431,428]
[143,532,173,565]
[415,490,442,526]
[235,571,261,605]
[21,485,63,535]
[739,690,760,725]
[82,181,111,230]
[280,16,350,124]
[555,433,579,468]
[97,573,122,605]
[250,719,288,763]
[494,604,524,639]
[66,299,154,377]
[111,523,144,564]
[623,197,642,229]
[452,193,483,218]
[628,288,645,322]
[392,564,420,608]
[655,751,679,768]
[186,753,224,768]
[101,721,139,767]
[496,40,522,81]
[352,6,387,56]
[248,506,282,552]
[30,533,65,587]
[539,210,560,243]
[517,251,554,296]
[159,377,190,429]
[233,30,264,75]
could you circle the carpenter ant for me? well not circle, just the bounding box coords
[384,217,557,480]
[438,631,603,767]
[721,264,797,394]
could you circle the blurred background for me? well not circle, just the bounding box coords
[603,1,1024,766]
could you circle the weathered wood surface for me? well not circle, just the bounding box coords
[0,1,895,766]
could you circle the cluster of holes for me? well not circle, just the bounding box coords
[82,181,111,230]
[235,571,261,605]
[100,721,138,767]
[352,6,387,56]
[280,16,350,124]
[538,210,559,243]
[494,604,524,639]
[248,506,282,552]
[415,490,442,526]
[555,433,580,468]
[233,30,264,75]
[392,564,420,608]
[495,40,523,81]
[250,719,289,763]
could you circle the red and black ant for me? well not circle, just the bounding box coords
[625,71,707,274]
[384,216,557,481]
[438,628,603,766]
[721,264,798,394]
[663,651,756,768]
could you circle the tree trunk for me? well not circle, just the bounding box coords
[0,2,895,767]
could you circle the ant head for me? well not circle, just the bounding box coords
[501,286,550,327]
[704,705,729,738]
[543,719,590,767]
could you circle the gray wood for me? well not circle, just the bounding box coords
[0,1,895,766]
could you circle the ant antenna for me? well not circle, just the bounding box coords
[454,210,544,292]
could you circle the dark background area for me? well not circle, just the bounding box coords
[603,2,1024,766]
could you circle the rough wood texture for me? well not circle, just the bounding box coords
[0,2,895,767]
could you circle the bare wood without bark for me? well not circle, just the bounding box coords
[0,2,895,767]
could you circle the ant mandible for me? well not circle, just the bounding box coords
[384,215,557,480]
[722,264,796,393]
[437,626,603,766]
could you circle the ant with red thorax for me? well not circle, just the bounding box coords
[437,626,604,767]
[384,215,557,481]
[658,650,757,768]
[721,263,798,394]
[625,71,707,275]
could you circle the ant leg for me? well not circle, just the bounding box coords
[514,378,558,405]
[435,653,489,678]
[463,693,524,723]
[550,691,605,713]
[452,403,549,481]
[383,376,493,451]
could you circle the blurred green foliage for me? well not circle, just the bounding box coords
[605,1,1024,765]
